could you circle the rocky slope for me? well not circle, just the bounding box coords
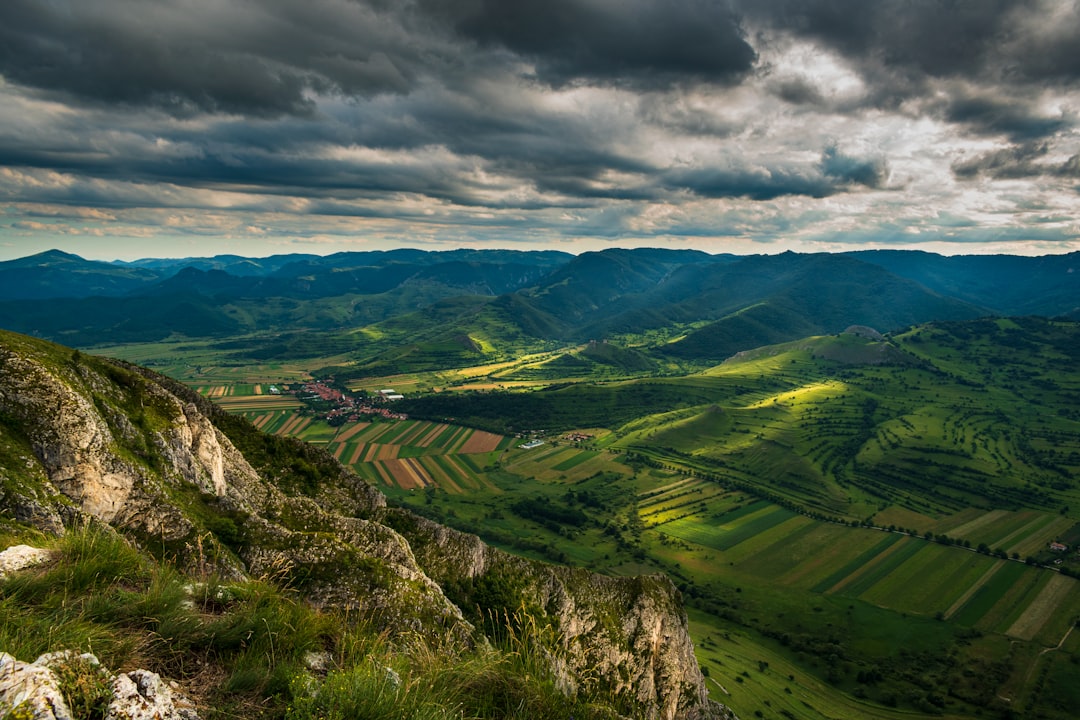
[0,329,730,720]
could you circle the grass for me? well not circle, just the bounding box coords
[0,525,636,720]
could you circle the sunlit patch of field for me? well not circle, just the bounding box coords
[1004,573,1076,641]
[217,395,302,412]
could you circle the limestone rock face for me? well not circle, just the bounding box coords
[389,512,735,720]
[0,651,198,720]
[0,652,72,720]
[0,350,137,524]
[107,669,199,720]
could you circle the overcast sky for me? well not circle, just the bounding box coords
[2,0,1079,261]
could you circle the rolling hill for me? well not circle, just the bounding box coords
[1,247,1078,376]
[400,317,1080,518]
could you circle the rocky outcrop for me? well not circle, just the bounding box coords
[389,511,732,720]
[0,330,727,720]
[0,650,198,720]
[0,545,52,579]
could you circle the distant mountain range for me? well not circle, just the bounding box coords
[0,247,1077,365]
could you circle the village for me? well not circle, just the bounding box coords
[294,380,408,424]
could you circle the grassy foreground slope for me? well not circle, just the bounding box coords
[0,526,632,720]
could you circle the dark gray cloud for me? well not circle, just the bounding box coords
[0,0,428,116]
[1,0,1080,258]
[771,78,827,107]
[656,145,889,201]
[439,0,756,88]
[744,0,1080,140]
[953,142,1080,180]
[937,91,1072,142]
[744,0,1028,79]
[662,165,834,201]
[820,146,888,189]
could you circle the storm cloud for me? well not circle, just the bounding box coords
[448,0,757,88]
[0,0,1078,260]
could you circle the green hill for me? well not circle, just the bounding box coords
[402,318,1080,518]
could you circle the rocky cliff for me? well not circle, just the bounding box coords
[0,329,731,720]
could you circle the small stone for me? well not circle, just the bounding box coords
[0,545,52,580]
[0,652,73,720]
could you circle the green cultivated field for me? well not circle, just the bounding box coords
[362,433,1080,720]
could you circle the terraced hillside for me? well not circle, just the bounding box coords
[400,317,1080,521]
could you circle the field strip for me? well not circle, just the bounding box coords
[949,509,1009,538]
[393,422,427,446]
[384,458,424,489]
[945,561,1004,620]
[416,423,448,448]
[376,444,400,461]
[807,533,907,595]
[334,423,371,443]
[437,425,468,451]
[283,414,307,435]
[953,561,1028,628]
[368,422,404,442]
[372,462,394,487]
[1005,573,1076,640]
[332,443,346,461]
[291,417,312,436]
[725,516,815,567]
[460,429,504,454]
[929,507,985,534]
[253,413,272,429]
[253,384,262,395]
[348,444,365,465]
[380,420,419,444]
[715,499,771,525]
[638,477,699,502]
[641,489,728,522]
[385,459,417,489]
[994,514,1053,552]
[640,488,725,518]
[1010,515,1074,557]
[274,414,300,435]
[826,536,911,595]
[553,449,600,471]
[432,424,462,449]
[442,454,486,490]
[284,414,307,435]
[522,445,565,463]
[403,458,430,488]
[406,457,444,491]
[447,427,476,454]
[418,456,453,490]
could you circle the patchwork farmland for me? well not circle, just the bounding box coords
[639,481,1080,645]
[230,402,515,493]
